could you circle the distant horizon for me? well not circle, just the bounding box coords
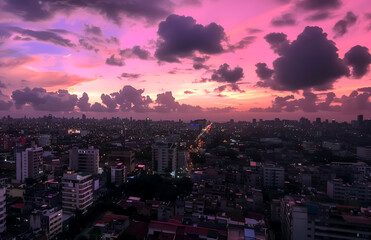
[1,111,368,123]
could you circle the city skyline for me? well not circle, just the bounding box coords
[0,0,371,121]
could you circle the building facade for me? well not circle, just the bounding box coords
[16,146,43,183]
[62,172,93,214]
[69,146,99,174]
[263,165,285,188]
[30,208,62,239]
[152,139,177,174]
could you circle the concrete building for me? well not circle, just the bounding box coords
[152,138,177,174]
[357,146,371,162]
[263,164,285,188]
[280,196,371,240]
[110,165,126,186]
[69,146,99,175]
[327,179,371,204]
[30,208,62,239]
[62,172,93,214]
[16,145,43,183]
[0,185,6,233]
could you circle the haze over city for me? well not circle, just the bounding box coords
[0,0,370,121]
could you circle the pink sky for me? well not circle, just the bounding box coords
[0,0,370,121]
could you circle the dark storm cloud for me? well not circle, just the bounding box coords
[120,46,151,60]
[6,26,75,48]
[257,26,349,91]
[333,12,357,38]
[106,55,124,66]
[344,45,371,78]
[83,24,103,36]
[296,0,342,11]
[229,36,256,51]
[264,32,290,56]
[11,87,78,111]
[154,91,202,112]
[111,85,152,112]
[211,64,244,83]
[2,0,173,25]
[155,14,226,62]
[271,13,297,26]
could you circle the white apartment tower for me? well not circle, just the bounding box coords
[152,138,177,174]
[62,172,93,214]
[16,146,43,183]
[69,146,99,174]
[0,185,6,233]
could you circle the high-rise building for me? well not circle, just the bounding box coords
[327,179,371,204]
[62,172,93,214]
[0,185,6,233]
[152,138,177,174]
[30,207,62,239]
[69,146,99,175]
[16,145,43,183]
[263,164,285,188]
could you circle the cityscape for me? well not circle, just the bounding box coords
[0,0,371,239]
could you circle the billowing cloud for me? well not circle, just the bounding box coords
[333,12,357,38]
[2,0,173,25]
[256,26,349,91]
[344,45,371,78]
[271,13,296,26]
[211,64,244,83]
[77,92,91,112]
[154,91,202,112]
[100,94,117,112]
[209,63,245,92]
[11,87,78,111]
[249,88,371,113]
[155,14,226,62]
[111,85,152,112]
[184,90,194,94]
[255,63,274,81]
[264,32,290,56]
